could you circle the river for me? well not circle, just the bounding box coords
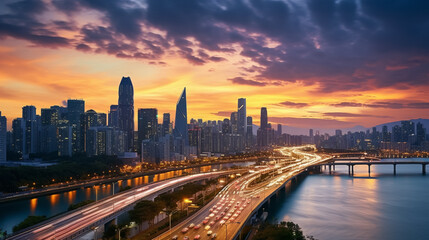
[267,158,429,240]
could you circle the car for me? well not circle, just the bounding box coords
[202,219,209,225]
[183,237,189,240]
[172,235,178,240]
[181,228,189,233]
[194,224,201,230]
[223,216,229,220]
[209,221,216,226]
[205,225,211,230]
[219,220,225,225]
[220,212,225,216]
[215,216,221,221]
[189,223,195,228]
[205,217,210,220]
[207,230,213,236]
[211,233,217,239]
[194,235,201,240]
[209,213,215,218]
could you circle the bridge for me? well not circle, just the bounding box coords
[8,170,241,240]
[317,161,428,175]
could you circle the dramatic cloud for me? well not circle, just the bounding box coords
[323,112,390,118]
[228,77,267,87]
[269,117,354,129]
[331,101,429,109]
[279,101,309,108]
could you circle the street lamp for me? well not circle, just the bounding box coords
[116,222,136,240]
[91,226,99,240]
[225,221,240,240]
[183,199,192,216]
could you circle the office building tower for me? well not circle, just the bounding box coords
[97,113,107,126]
[81,110,98,152]
[237,98,247,135]
[257,107,269,147]
[230,112,238,134]
[401,121,415,142]
[246,116,253,146]
[118,77,134,151]
[174,88,189,154]
[138,108,158,151]
[416,122,426,145]
[58,123,72,157]
[0,112,6,162]
[12,118,24,157]
[162,113,170,136]
[22,105,38,157]
[260,107,268,130]
[67,99,85,154]
[277,124,282,135]
[108,105,119,128]
[335,129,342,137]
[40,108,58,153]
[382,126,390,142]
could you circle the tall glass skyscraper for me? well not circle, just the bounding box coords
[138,108,158,152]
[238,98,247,135]
[118,76,134,151]
[174,88,189,147]
[67,99,85,153]
[0,111,6,162]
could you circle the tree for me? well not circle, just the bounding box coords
[129,200,162,231]
[254,221,307,240]
[13,216,47,233]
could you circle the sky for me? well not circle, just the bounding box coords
[1,0,429,131]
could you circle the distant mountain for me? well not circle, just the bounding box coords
[250,118,429,136]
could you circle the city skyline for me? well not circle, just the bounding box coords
[1,0,429,130]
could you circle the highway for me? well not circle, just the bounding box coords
[155,146,328,240]
[8,171,238,240]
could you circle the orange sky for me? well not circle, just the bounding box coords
[1,0,429,132]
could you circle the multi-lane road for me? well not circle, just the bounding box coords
[8,171,238,240]
[156,146,328,240]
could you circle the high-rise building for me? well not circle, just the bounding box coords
[230,112,238,134]
[162,113,170,136]
[118,77,134,151]
[401,121,415,142]
[277,124,282,135]
[257,107,268,147]
[81,110,98,152]
[40,108,58,153]
[22,105,38,157]
[246,116,253,146]
[237,98,246,135]
[12,118,24,157]
[174,88,189,154]
[382,125,390,142]
[108,105,119,128]
[97,113,107,126]
[138,108,158,151]
[0,112,6,162]
[335,129,342,137]
[260,107,268,130]
[67,99,85,154]
[416,122,426,145]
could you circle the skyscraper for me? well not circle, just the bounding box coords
[230,112,238,134]
[0,112,6,162]
[22,105,38,157]
[108,105,119,128]
[174,88,189,151]
[40,108,58,153]
[162,113,170,136]
[237,98,247,135]
[81,110,98,152]
[118,77,134,151]
[260,107,268,130]
[138,108,158,151]
[257,107,268,147]
[67,99,85,154]
[246,116,253,146]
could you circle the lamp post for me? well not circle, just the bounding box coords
[184,199,192,216]
[225,222,240,240]
[116,222,136,240]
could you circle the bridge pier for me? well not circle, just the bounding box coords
[351,165,354,175]
[348,165,350,175]
[329,164,332,174]
[423,164,426,175]
[393,164,396,175]
[368,164,371,176]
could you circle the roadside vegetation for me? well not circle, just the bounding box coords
[254,221,316,240]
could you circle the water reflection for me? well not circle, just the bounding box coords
[30,198,37,214]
